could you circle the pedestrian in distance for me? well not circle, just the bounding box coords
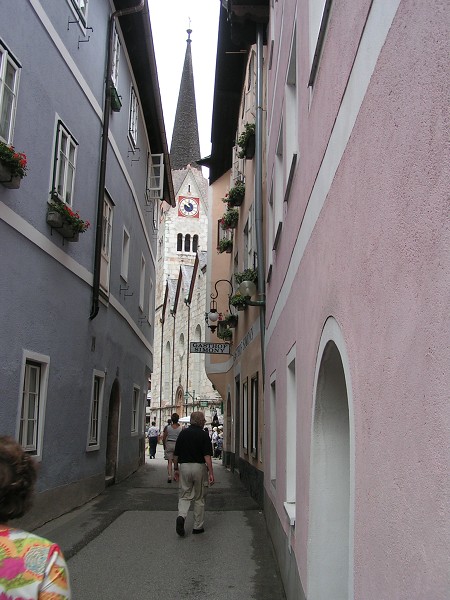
[147,421,160,459]
[162,413,182,483]
[173,411,214,537]
[0,436,71,599]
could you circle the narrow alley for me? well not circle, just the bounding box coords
[34,448,286,600]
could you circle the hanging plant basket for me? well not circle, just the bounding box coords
[223,314,238,328]
[218,238,233,254]
[226,181,245,207]
[237,123,255,160]
[230,293,248,311]
[220,208,239,230]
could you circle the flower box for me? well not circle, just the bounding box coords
[230,293,248,311]
[226,181,245,207]
[220,208,239,230]
[0,142,27,188]
[0,161,21,189]
[47,200,90,242]
[237,123,255,160]
[110,84,122,112]
[218,238,233,254]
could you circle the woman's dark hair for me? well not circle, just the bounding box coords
[0,436,37,522]
[171,413,179,424]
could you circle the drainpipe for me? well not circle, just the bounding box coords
[252,23,266,380]
[171,311,176,406]
[185,299,191,406]
[90,0,145,319]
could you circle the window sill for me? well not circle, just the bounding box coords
[284,501,296,526]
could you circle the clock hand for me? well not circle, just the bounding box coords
[185,202,193,212]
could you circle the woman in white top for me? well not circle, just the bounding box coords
[162,412,182,483]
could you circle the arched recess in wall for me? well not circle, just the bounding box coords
[179,333,185,380]
[307,317,355,600]
[105,377,121,484]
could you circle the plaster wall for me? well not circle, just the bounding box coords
[265,0,449,597]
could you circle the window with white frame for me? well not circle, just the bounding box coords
[111,25,120,89]
[139,254,146,310]
[308,0,332,86]
[100,195,113,293]
[121,227,130,281]
[19,352,50,457]
[129,86,138,147]
[88,371,104,450]
[242,379,248,453]
[272,124,284,250]
[251,374,258,458]
[51,121,78,206]
[270,373,277,486]
[285,25,298,202]
[286,348,297,504]
[147,278,154,325]
[70,0,88,25]
[132,387,139,433]
[0,42,20,144]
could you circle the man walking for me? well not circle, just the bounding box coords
[147,421,159,459]
[173,411,214,536]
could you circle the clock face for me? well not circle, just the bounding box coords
[178,196,199,218]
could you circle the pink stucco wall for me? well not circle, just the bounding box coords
[265,1,449,597]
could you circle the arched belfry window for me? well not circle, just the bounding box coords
[192,235,198,253]
[184,234,191,252]
[177,233,182,252]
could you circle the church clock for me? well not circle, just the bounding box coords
[178,196,199,218]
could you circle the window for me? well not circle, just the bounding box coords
[184,234,191,253]
[251,374,258,458]
[147,153,164,201]
[121,228,130,281]
[51,121,78,205]
[285,26,298,203]
[270,373,277,486]
[88,371,104,450]
[286,347,297,504]
[271,125,284,251]
[177,233,183,252]
[70,0,88,25]
[308,0,332,87]
[19,352,49,458]
[147,278,154,326]
[111,25,120,89]
[129,86,138,147]
[139,254,146,310]
[242,379,248,452]
[192,234,198,253]
[132,387,139,433]
[0,42,20,144]
[100,195,113,293]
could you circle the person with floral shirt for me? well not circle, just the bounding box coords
[0,436,71,599]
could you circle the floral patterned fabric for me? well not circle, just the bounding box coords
[0,526,70,599]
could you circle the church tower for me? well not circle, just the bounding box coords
[151,30,221,426]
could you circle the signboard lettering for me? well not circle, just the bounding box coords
[190,342,231,355]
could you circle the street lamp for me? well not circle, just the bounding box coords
[205,279,234,333]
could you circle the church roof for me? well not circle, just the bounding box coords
[170,29,202,171]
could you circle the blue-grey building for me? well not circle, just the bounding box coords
[0,0,174,529]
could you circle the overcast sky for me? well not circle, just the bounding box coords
[148,0,221,160]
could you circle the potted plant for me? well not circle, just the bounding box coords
[237,122,255,159]
[223,313,238,328]
[218,238,233,254]
[110,81,122,112]
[230,293,249,311]
[47,200,90,241]
[234,268,258,286]
[217,326,232,341]
[0,141,27,189]
[220,208,239,230]
[226,180,245,207]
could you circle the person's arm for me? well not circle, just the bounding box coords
[204,455,214,485]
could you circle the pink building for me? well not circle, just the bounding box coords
[264,1,449,599]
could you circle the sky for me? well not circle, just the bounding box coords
[148,0,221,161]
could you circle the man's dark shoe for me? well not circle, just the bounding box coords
[176,516,185,537]
[192,528,205,534]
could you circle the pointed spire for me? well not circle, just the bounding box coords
[170,28,201,170]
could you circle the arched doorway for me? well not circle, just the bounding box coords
[308,328,353,599]
[105,378,120,486]
[175,386,184,417]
